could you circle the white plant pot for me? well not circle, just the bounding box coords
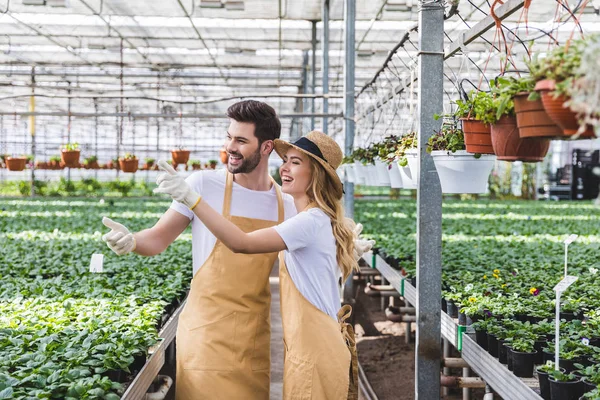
[343,164,356,183]
[431,150,496,194]
[398,162,417,189]
[375,159,391,186]
[353,161,367,185]
[405,149,419,188]
[388,162,403,188]
[366,165,381,186]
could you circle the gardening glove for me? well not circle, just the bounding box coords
[102,217,136,256]
[153,160,202,209]
[352,223,376,261]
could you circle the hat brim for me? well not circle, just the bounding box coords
[274,139,343,198]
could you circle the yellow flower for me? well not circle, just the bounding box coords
[529,287,537,295]
[483,275,487,280]
[493,273,500,279]
[493,269,500,274]
[469,297,477,303]
[502,284,507,288]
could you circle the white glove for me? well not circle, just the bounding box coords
[102,217,136,256]
[352,223,375,261]
[153,160,201,209]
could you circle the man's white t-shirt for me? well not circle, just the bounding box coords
[170,169,297,276]
[274,208,343,320]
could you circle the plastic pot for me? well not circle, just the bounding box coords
[353,161,367,185]
[535,339,548,365]
[431,150,496,194]
[404,150,419,187]
[388,162,403,188]
[490,115,550,162]
[510,348,537,378]
[498,340,508,364]
[487,334,499,357]
[475,329,488,350]
[506,344,514,370]
[446,301,458,318]
[375,159,391,186]
[458,312,467,326]
[548,375,583,400]
[537,367,566,400]
[461,118,494,154]
[514,92,564,138]
[344,164,356,183]
[582,378,597,394]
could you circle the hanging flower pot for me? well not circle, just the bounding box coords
[490,115,550,162]
[344,164,356,183]
[365,164,382,186]
[535,80,596,138]
[375,159,391,186]
[388,162,403,189]
[61,150,81,168]
[171,149,190,165]
[431,150,496,194]
[6,157,27,171]
[353,161,367,185]
[220,149,229,164]
[404,149,419,188]
[461,118,495,154]
[119,156,138,173]
[514,92,564,138]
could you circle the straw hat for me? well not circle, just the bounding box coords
[274,130,343,197]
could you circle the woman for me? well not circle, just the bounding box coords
[155,131,371,400]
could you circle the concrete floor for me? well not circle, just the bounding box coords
[270,265,284,400]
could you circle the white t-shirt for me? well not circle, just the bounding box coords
[274,208,343,320]
[170,169,297,276]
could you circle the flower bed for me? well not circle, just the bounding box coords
[0,199,192,399]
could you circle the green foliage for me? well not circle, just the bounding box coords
[84,156,98,165]
[188,159,201,166]
[49,155,61,163]
[17,181,30,196]
[109,179,135,197]
[62,143,80,152]
[426,125,465,153]
[144,158,155,164]
[120,153,136,161]
[454,90,494,121]
[58,177,77,196]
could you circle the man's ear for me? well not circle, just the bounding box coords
[262,140,274,155]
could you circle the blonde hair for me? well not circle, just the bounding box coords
[307,160,358,281]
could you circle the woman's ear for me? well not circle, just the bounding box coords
[262,140,274,155]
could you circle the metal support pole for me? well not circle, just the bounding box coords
[116,106,120,179]
[29,69,35,196]
[311,21,317,131]
[415,1,444,399]
[442,338,451,397]
[67,85,72,182]
[301,50,310,136]
[321,0,330,134]
[94,99,98,180]
[463,367,471,400]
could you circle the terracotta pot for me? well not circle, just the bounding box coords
[514,92,564,138]
[220,149,229,164]
[461,118,494,154]
[61,150,80,168]
[85,161,99,169]
[192,164,201,170]
[490,115,550,162]
[6,157,27,171]
[535,80,596,138]
[171,150,190,165]
[119,158,138,173]
[209,162,217,170]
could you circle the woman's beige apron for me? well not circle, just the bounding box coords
[175,171,284,400]
[279,252,358,400]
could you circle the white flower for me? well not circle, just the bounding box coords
[465,284,473,292]
[590,267,598,275]
[582,338,590,346]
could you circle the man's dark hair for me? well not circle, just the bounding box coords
[226,100,281,144]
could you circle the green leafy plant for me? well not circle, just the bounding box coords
[426,124,466,153]
[62,142,80,152]
[395,132,417,167]
[454,90,494,121]
[144,157,155,164]
[109,179,135,197]
[549,369,577,382]
[84,155,98,166]
[120,153,136,161]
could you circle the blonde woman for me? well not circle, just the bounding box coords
[155,131,373,399]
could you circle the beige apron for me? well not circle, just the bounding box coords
[279,252,358,400]
[175,171,284,400]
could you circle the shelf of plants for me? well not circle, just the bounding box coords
[0,198,192,399]
[356,199,600,400]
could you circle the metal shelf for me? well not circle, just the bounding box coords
[121,300,187,400]
[363,251,416,305]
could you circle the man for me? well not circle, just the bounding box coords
[102,100,297,399]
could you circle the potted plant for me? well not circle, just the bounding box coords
[569,34,600,138]
[538,361,566,400]
[352,147,379,186]
[532,37,596,138]
[369,141,391,187]
[119,153,138,173]
[395,132,418,189]
[6,155,27,171]
[341,155,357,184]
[48,155,62,170]
[83,155,99,170]
[581,388,600,400]
[171,147,190,166]
[189,160,202,171]
[548,369,584,400]
[455,90,495,154]
[61,142,81,168]
[486,77,551,162]
[143,157,155,170]
[573,363,600,394]
[374,135,402,188]
[427,124,496,194]
[509,337,537,378]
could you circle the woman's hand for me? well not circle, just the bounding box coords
[153,160,202,209]
[352,223,375,261]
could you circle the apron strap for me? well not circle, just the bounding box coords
[223,171,234,218]
[338,304,359,400]
[271,178,285,224]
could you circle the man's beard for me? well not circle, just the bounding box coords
[227,146,262,174]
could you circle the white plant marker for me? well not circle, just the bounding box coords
[553,275,578,371]
[89,253,104,273]
[563,234,578,277]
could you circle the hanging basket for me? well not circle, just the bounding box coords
[387,162,403,189]
[366,164,382,186]
[375,159,391,186]
[61,150,81,168]
[461,118,494,154]
[353,161,367,185]
[343,164,356,183]
[6,157,27,171]
[514,92,563,138]
[220,149,229,164]
[490,115,550,162]
[535,80,596,138]
[404,150,419,188]
[431,150,496,193]
[171,150,190,165]
[119,158,139,173]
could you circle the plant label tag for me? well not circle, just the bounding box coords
[89,253,104,273]
[553,275,578,294]
[563,234,578,245]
